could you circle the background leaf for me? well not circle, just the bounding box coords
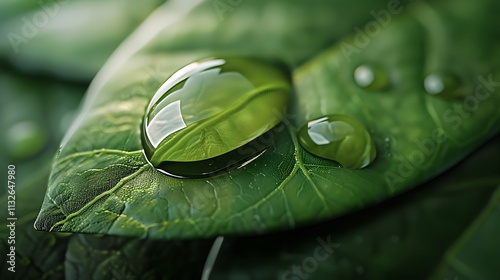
[0,68,85,195]
[0,68,82,279]
[0,0,164,81]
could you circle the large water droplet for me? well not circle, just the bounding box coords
[354,64,390,91]
[424,71,462,97]
[142,57,291,178]
[298,114,376,169]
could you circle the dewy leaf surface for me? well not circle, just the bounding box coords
[35,0,500,239]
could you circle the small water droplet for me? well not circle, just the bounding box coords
[298,114,376,169]
[354,64,390,91]
[141,56,291,178]
[424,71,462,98]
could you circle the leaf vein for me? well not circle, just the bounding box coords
[48,164,149,231]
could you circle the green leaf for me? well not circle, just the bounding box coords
[35,0,500,239]
[430,188,500,280]
[209,136,500,279]
[0,0,164,81]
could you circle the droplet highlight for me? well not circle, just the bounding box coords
[141,56,291,178]
[298,114,376,169]
[354,64,390,91]
[424,71,462,98]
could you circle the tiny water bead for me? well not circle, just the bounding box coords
[141,56,291,178]
[298,115,376,169]
[424,71,462,98]
[353,64,390,91]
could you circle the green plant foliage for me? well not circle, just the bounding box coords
[34,0,500,240]
[0,0,499,278]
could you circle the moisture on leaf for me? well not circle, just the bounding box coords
[353,63,390,91]
[142,56,291,178]
[423,71,463,98]
[297,114,376,169]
